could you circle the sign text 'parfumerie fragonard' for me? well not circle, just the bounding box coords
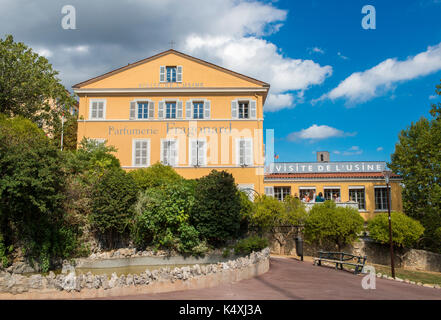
[266,162,387,174]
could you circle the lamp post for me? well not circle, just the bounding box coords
[382,170,395,279]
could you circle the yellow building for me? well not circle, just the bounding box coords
[263,152,403,220]
[73,49,268,193]
[73,49,402,221]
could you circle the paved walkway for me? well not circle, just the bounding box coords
[110,257,441,300]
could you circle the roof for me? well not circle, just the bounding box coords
[72,49,270,89]
[264,172,401,180]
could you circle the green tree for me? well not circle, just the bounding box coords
[368,212,425,248]
[190,170,242,246]
[0,115,80,271]
[89,168,138,248]
[128,162,183,190]
[304,201,364,251]
[52,113,78,151]
[0,35,76,136]
[132,180,201,254]
[389,81,441,253]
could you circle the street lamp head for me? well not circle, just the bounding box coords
[382,170,392,184]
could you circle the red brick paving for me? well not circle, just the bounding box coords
[108,257,441,300]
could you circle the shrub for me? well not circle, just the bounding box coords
[132,180,201,254]
[129,162,183,190]
[304,201,364,251]
[0,116,81,270]
[233,236,268,255]
[89,168,138,248]
[368,211,425,248]
[190,170,242,246]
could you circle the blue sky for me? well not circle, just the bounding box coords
[1,0,441,164]
[263,0,441,162]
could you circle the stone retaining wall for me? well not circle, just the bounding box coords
[0,248,270,299]
[269,234,441,273]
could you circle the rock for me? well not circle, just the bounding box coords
[62,272,80,292]
[434,284,440,289]
[192,264,201,276]
[395,277,404,282]
[410,281,416,285]
[108,273,118,289]
[126,274,134,286]
[423,283,434,288]
[29,274,43,289]
[118,274,126,287]
[417,282,423,286]
[376,273,382,278]
[404,279,410,283]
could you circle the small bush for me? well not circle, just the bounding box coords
[304,200,364,251]
[89,168,138,248]
[233,236,268,255]
[190,170,242,246]
[129,162,183,190]
[368,211,425,248]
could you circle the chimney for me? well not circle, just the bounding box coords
[317,151,330,163]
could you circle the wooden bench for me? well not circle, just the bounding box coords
[313,251,367,275]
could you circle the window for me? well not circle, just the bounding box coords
[299,188,316,200]
[193,102,204,119]
[238,184,255,201]
[161,139,178,166]
[189,139,206,166]
[349,188,366,210]
[137,102,149,119]
[264,186,274,197]
[89,99,105,119]
[166,66,177,82]
[132,139,150,167]
[375,187,390,211]
[274,187,291,201]
[166,102,176,119]
[238,101,249,119]
[324,188,341,202]
[236,138,252,166]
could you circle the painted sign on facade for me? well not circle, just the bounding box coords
[266,162,386,174]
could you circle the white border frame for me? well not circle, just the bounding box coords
[189,138,207,166]
[160,138,179,166]
[235,137,253,166]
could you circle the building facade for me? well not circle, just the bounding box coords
[73,49,402,221]
[263,158,403,220]
[73,49,268,193]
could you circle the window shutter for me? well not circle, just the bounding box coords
[177,66,183,82]
[250,100,257,119]
[198,141,205,166]
[91,102,97,119]
[160,66,165,82]
[191,140,198,166]
[171,140,177,166]
[141,141,148,165]
[204,100,211,119]
[245,139,252,165]
[186,101,192,119]
[148,101,155,118]
[130,101,136,120]
[160,140,166,164]
[231,100,238,119]
[177,100,183,119]
[98,102,104,119]
[158,101,165,119]
[264,186,274,197]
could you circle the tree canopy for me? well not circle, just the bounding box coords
[0,34,76,136]
[389,81,441,253]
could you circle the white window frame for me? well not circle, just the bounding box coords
[132,139,150,167]
[324,187,341,201]
[160,138,179,166]
[231,98,257,120]
[348,186,366,211]
[89,99,106,120]
[132,99,154,120]
[189,138,207,166]
[235,138,253,166]
[238,184,255,201]
[374,186,391,211]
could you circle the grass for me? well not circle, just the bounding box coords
[371,264,441,286]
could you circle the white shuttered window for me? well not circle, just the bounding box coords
[89,99,106,119]
[236,138,253,166]
[161,139,178,166]
[132,139,150,167]
[189,139,206,166]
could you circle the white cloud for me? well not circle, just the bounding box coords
[309,47,325,54]
[324,42,441,104]
[337,52,349,60]
[184,35,332,112]
[376,147,384,151]
[333,150,341,154]
[429,94,438,100]
[342,146,363,156]
[35,48,52,58]
[286,124,356,141]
